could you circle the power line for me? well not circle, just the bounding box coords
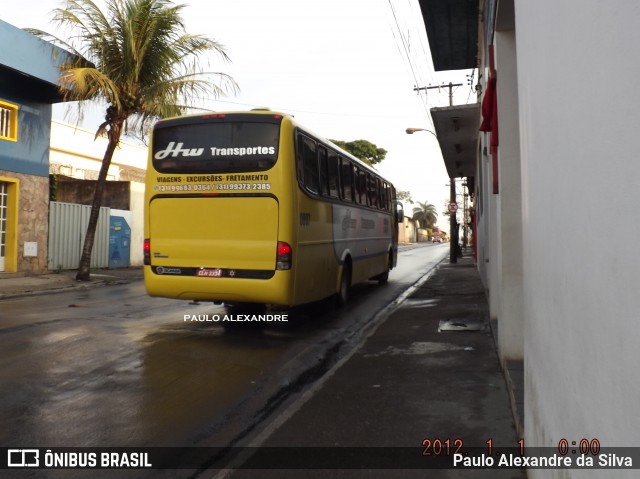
[388,0,421,92]
[408,0,436,87]
[386,0,435,129]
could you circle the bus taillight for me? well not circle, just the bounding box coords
[276,241,292,270]
[143,239,151,265]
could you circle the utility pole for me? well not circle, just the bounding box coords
[414,82,463,107]
[462,182,468,249]
[449,179,457,264]
[414,80,463,262]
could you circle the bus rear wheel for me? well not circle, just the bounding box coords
[372,252,392,284]
[375,270,389,284]
[336,262,351,307]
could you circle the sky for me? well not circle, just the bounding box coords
[2,0,474,230]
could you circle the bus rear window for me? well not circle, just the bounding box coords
[152,121,280,173]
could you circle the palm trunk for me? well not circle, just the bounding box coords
[75,122,123,281]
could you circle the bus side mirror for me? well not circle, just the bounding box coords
[395,201,404,223]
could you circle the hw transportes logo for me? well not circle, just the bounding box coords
[7,449,39,467]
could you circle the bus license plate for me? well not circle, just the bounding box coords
[196,268,223,277]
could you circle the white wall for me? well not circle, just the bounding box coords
[50,121,147,179]
[495,29,524,361]
[476,136,491,289]
[515,1,640,473]
[488,156,500,320]
[128,182,145,266]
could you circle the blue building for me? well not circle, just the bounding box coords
[0,20,68,273]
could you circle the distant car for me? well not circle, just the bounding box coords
[432,236,442,243]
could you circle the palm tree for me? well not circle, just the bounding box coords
[30,0,237,281]
[412,201,438,229]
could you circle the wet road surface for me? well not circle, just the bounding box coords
[0,243,448,476]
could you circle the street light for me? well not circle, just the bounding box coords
[405,127,438,138]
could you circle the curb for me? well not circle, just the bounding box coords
[0,272,144,301]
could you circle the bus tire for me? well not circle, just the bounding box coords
[377,252,393,284]
[376,270,389,284]
[371,251,392,284]
[337,261,351,307]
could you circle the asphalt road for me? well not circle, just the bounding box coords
[0,242,448,476]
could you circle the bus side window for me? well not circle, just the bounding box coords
[352,167,360,204]
[327,150,340,199]
[380,181,387,211]
[300,136,319,194]
[340,157,353,202]
[355,167,367,205]
[318,146,329,196]
[382,182,390,211]
[375,178,383,210]
[367,174,378,208]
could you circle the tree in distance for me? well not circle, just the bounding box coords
[330,139,387,167]
[412,201,438,229]
[397,190,414,204]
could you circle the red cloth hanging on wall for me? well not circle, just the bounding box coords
[479,77,495,133]
[479,45,499,194]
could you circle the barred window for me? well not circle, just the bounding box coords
[0,101,18,141]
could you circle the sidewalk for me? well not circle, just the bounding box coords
[221,253,526,478]
[0,267,144,300]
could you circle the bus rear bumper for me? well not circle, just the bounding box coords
[143,267,293,305]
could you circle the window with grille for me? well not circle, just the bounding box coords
[0,101,18,141]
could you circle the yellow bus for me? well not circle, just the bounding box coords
[143,110,401,308]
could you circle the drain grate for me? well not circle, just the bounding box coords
[438,319,486,332]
